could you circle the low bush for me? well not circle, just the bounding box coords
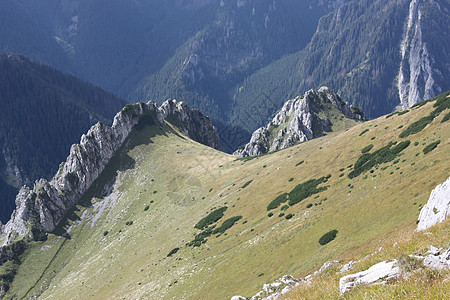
[144,205,149,211]
[348,140,410,178]
[319,229,338,245]
[288,176,329,206]
[423,140,441,154]
[267,193,289,211]
[441,112,450,123]
[361,144,374,153]
[194,207,227,230]
[359,129,369,136]
[167,247,180,257]
[295,160,305,166]
[285,214,293,220]
[241,180,253,189]
[213,216,242,234]
[281,205,289,211]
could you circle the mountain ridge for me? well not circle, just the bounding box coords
[0,100,219,246]
[234,86,364,157]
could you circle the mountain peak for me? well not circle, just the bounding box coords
[0,100,220,246]
[234,86,364,157]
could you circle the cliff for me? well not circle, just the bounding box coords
[0,100,220,245]
[234,87,363,157]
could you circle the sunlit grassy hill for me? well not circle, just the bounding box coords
[1,93,449,299]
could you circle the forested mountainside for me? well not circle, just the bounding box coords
[232,0,450,130]
[1,1,448,149]
[0,55,125,223]
[0,0,348,150]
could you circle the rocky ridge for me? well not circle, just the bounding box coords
[0,100,220,246]
[234,87,363,157]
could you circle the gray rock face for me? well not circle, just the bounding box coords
[234,86,362,157]
[0,100,220,246]
[339,260,401,294]
[417,177,450,231]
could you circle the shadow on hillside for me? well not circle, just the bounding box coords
[53,122,179,239]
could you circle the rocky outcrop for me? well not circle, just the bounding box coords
[159,100,221,150]
[340,244,450,294]
[0,100,220,246]
[231,260,339,300]
[340,260,401,294]
[397,0,449,108]
[417,177,450,231]
[234,87,363,157]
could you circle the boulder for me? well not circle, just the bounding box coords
[417,177,450,231]
[339,260,401,294]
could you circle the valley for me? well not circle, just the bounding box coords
[1,93,448,299]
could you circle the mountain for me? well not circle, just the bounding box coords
[0,100,219,245]
[0,54,126,223]
[234,87,364,157]
[231,0,450,128]
[0,92,448,299]
[0,0,349,151]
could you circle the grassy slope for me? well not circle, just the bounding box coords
[3,98,449,299]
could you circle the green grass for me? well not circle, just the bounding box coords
[1,96,449,300]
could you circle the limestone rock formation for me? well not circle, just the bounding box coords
[339,260,401,294]
[417,177,450,231]
[0,100,220,246]
[234,87,363,157]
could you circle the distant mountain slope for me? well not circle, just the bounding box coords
[232,0,450,126]
[0,54,125,223]
[0,91,448,299]
[0,0,348,151]
[234,87,364,157]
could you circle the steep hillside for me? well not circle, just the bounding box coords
[234,87,363,157]
[232,0,450,129]
[0,54,126,223]
[0,92,448,299]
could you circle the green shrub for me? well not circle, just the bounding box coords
[295,160,305,166]
[281,205,289,211]
[288,176,329,206]
[187,228,213,247]
[194,207,228,230]
[144,205,149,211]
[268,213,273,217]
[278,213,285,217]
[241,180,253,189]
[361,144,374,153]
[126,221,133,226]
[285,214,293,220]
[423,140,441,154]
[318,229,338,245]
[267,193,289,211]
[348,140,410,178]
[103,231,109,236]
[288,178,294,182]
[306,203,313,208]
[167,247,180,257]
[399,115,433,138]
[441,112,450,123]
[213,216,242,234]
[359,129,369,136]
